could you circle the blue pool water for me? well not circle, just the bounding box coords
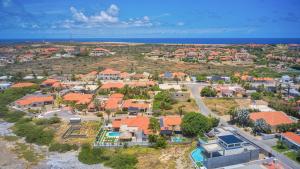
[107,131,120,137]
[171,137,183,142]
[191,148,204,163]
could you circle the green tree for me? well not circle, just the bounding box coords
[251,92,262,100]
[148,117,160,134]
[181,112,212,137]
[200,86,217,97]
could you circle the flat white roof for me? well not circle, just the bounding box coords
[202,143,224,153]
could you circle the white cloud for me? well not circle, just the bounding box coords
[58,4,156,29]
[122,16,154,27]
[69,4,119,25]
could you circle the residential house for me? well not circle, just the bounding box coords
[160,116,182,135]
[199,128,259,169]
[249,111,297,132]
[170,91,190,101]
[89,48,112,57]
[15,95,54,109]
[98,68,121,80]
[112,116,150,142]
[0,82,11,90]
[11,82,36,88]
[280,132,300,150]
[100,82,125,91]
[122,99,150,115]
[63,93,93,105]
[104,93,124,112]
[77,71,98,82]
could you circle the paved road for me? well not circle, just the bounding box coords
[186,83,300,169]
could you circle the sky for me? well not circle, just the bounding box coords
[0,0,300,39]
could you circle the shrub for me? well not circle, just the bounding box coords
[200,86,217,97]
[251,92,262,100]
[49,143,78,153]
[181,112,212,137]
[104,154,138,169]
[14,121,54,145]
[78,144,106,164]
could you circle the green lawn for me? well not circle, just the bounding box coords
[272,145,289,153]
[284,151,300,164]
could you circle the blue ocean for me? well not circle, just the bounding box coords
[1,38,300,44]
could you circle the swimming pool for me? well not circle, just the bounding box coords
[171,137,183,142]
[106,131,120,137]
[191,148,204,164]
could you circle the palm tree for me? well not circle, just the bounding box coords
[178,105,185,117]
[105,110,112,124]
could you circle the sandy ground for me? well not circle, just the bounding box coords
[0,120,108,169]
[34,151,109,169]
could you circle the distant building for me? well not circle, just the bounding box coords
[89,48,112,57]
[98,68,121,80]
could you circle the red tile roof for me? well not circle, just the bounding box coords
[16,95,54,106]
[99,68,120,75]
[112,116,150,134]
[122,100,149,109]
[282,132,300,145]
[249,111,295,127]
[42,79,59,86]
[63,93,93,104]
[110,93,124,98]
[100,82,124,89]
[11,82,36,88]
[105,93,124,110]
[161,115,182,130]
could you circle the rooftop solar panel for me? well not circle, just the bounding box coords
[219,135,243,144]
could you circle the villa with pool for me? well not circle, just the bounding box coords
[94,115,187,147]
[191,127,259,169]
[94,115,151,147]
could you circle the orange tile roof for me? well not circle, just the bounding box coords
[16,95,54,106]
[249,111,295,126]
[253,77,274,81]
[282,132,300,145]
[99,68,120,75]
[120,72,130,78]
[100,82,124,89]
[63,93,93,104]
[110,93,124,98]
[112,116,150,134]
[52,82,63,88]
[94,48,110,52]
[122,100,149,109]
[161,115,182,130]
[127,81,156,87]
[42,79,59,85]
[11,82,36,88]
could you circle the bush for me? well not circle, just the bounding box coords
[251,92,262,100]
[200,86,217,97]
[78,144,106,164]
[35,117,61,125]
[104,154,138,169]
[14,120,54,145]
[49,143,78,153]
[181,112,213,137]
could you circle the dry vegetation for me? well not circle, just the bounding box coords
[166,99,199,115]
[3,45,253,76]
[54,121,100,145]
[123,144,195,169]
[203,98,238,115]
